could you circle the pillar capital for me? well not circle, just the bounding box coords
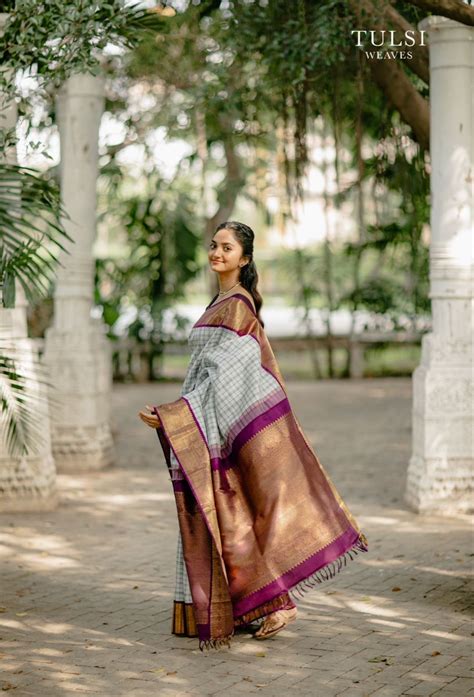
[419,14,473,33]
[419,15,473,71]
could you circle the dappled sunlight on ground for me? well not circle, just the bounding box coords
[0,379,472,696]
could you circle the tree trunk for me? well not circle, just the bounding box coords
[407,0,474,26]
[353,0,429,83]
[367,57,430,151]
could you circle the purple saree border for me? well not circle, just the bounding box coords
[217,388,285,458]
[202,292,257,317]
[194,322,252,339]
[230,397,291,458]
[208,396,291,471]
[232,525,361,618]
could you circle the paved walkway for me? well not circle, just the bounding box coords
[0,379,472,697]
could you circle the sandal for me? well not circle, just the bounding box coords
[254,607,297,640]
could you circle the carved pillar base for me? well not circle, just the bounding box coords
[0,336,57,512]
[43,321,114,472]
[0,454,57,512]
[51,423,113,472]
[405,334,473,515]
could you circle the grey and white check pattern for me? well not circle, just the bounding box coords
[169,450,190,602]
[170,324,283,605]
[182,326,282,453]
[174,529,193,603]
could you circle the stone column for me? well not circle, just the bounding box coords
[43,73,114,471]
[0,13,56,511]
[405,17,473,514]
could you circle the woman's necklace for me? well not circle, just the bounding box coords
[217,281,241,297]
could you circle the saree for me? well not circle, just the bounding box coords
[154,290,368,649]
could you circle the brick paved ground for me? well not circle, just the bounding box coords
[0,379,472,697]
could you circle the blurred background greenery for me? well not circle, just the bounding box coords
[3,0,434,383]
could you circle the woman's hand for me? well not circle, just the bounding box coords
[138,405,162,429]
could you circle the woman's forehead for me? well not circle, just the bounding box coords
[212,229,238,244]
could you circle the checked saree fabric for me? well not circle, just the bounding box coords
[154,290,368,649]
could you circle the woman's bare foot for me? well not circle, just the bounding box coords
[254,607,297,640]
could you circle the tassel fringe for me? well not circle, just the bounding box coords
[289,532,369,602]
[199,634,233,651]
[197,532,368,651]
[234,591,293,627]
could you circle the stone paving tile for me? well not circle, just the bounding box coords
[432,678,474,695]
[0,379,472,697]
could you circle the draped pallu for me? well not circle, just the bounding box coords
[154,293,368,648]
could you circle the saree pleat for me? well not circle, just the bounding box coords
[172,601,197,637]
[154,290,368,649]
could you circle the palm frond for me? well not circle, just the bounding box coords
[0,346,53,457]
[0,163,72,308]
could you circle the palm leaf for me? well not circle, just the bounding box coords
[0,346,54,457]
[0,163,72,308]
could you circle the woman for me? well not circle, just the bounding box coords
[139,221,368,650]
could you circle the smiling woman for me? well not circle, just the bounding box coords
[139,221,368,650]
[207,221,265,327]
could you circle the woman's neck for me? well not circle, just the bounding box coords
[218,280,241,295]
[217,272,241,293]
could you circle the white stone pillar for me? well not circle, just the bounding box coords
[43,74,114,471]
[405,17,473,514]
[0,14,57,511]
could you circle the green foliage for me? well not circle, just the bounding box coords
[0,348,51,456]
[226,0,355,196]
[0,0,168,455]
[0,165,70,456]
[276,228,429,323]
[0,1,169,95]
[125,1,357,203]
[0,164,71,308]
[345,276,400,315]
[229,0,354,84]
[95,175,201,347]
[125,3,274,147]
[365,149,430,314]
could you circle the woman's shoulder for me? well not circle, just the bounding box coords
[207,286,256,315]
[233,286,256,314]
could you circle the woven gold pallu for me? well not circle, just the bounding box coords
[154,291,368,649]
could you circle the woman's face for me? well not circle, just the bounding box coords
[208,229,247,273]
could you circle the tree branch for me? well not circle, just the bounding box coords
[367,56,430,150]
[384,3,429,83]
[406,0,474,26]
[354,0,429,83]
